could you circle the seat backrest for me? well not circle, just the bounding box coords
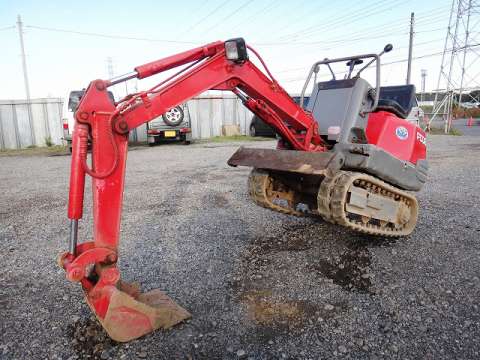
[378,85,416,116]
[306,77,372,143]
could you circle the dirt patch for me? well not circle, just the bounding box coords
[246,297,319,328]
[151,201,181,216]
[229,225,314,294]
[309,247,372,293]
[238,289,335,338]
[68,317,119,359]
[230,224,336,339]
[246,225,313,255]
[212,193,229,208]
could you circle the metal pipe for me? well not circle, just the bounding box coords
[233,88,249,103]
[69,219,78,255]
[300,65,316,108]
[108,72,138,86]
[326,63,336,80]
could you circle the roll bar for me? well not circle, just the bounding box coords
[299,44,393,113]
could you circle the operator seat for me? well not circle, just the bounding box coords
[375,85,416,119]
[306,77,373,144]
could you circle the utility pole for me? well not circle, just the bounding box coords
[106,56,115,78]
[16,14,35,145]
[106,56,117,100]
[16,15,31,101]
[420,69,427,103]
[406,12,415,84]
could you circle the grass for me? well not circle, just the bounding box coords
[0,145,69,157]
[205,135,273,143]
[428,127,463,136]
[0,135,271,156]
[45,136,54,147]
[420,105,433,114]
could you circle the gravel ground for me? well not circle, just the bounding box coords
[1,135,479,360]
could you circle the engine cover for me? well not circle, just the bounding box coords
[366,110,427,165]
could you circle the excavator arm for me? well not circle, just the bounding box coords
[59,38,325,342]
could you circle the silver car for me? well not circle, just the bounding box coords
[147,104,192,145]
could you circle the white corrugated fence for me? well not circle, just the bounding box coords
[1,95,255,149]
[0,98,64,150]
[131,95,255,142]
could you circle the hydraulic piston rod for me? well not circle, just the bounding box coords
[69,219,78,255]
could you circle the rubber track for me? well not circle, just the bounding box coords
[247,169,304,217]
[319,171,419,237]
[249,168,418,237]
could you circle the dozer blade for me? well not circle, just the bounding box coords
[228,147,337,175]
[86,281,191,342]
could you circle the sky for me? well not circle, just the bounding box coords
[1,0,478,101]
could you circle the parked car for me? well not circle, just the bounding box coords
[146,103,192,145]
[249,95,310,137]
[406,103,424,126]
[462,101,480,109]
[63,90,192,150]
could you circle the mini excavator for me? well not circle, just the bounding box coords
[59,38,427,341]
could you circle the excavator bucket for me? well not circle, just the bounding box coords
[87,280,191,342]
[59,246,190,343]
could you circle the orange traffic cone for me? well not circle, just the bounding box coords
[423,114,430,131]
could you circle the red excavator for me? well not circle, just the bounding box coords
[59,38,428,342]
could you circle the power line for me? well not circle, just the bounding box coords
[256,23,447,47]
[275,2,449,44]
[282,44,480,83]
[275,37,447,75]
[263,0,325,34]
[230,0,278,31]
[179,0,231,36]
[21,20,451,61]
[274,0,402,41]
[25,24,202,44]
[257,29,411,46]
[190,0,212,14]
[201,0,255,34]
[274,0,392,41]
[0,25,15,31]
